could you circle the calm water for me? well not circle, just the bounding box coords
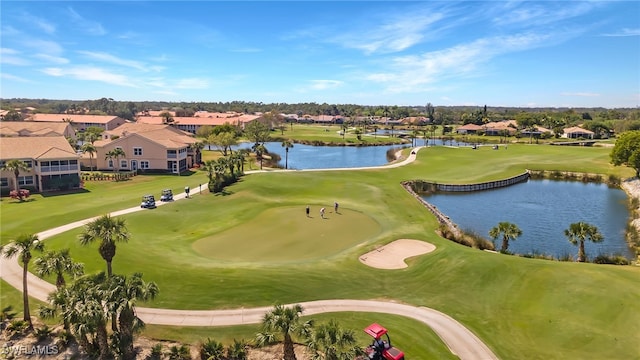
[232,142,407,170]
[423,180,633,259]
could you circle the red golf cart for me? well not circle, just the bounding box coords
[363,323,405,360]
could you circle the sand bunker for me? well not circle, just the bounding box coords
[359,239,436,269]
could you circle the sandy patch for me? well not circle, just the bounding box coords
[359,239,436,269]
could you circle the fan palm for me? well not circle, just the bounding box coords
[1,159,30,192]
[35,248,84,289]
[489,222,522,252]
[261,304,313,360]
[2,234,44,329]
[78,214,130,277]
[564,222,604,262]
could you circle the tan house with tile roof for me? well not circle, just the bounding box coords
[136,112,260,134]
[562,126,594,139]
[29,114,127,131]
[0,121,77,140]
[456,123,484,134]
[0,136,81,193]
[90,123,200,173]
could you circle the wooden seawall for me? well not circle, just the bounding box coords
[410,172,530,193]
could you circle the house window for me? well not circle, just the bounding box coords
[134,147,143,156]
[108,159,114,168]
[0,178,8,187]
[18,176,34,185]
[120,160,128,168]
[140,161,150,169]
[23,160,33,168]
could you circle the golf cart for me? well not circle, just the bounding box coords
[160,189,173,202]
[363,323,405,360]
[140,194,156,209]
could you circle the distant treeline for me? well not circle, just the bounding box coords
[2,97,639,133]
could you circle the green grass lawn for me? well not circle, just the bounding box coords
[269,124,407,145]
[1,144,638,359]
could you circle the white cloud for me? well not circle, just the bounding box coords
[175,78,209,89]
[41,66,135,87]
[21,12,56,34]
[1,73,31,82]
[1,48,20,55]
[492,2,600,27]
[560,92,600,97]
[77,51,147,71]
[602,28,640,37]
[365,32,555,93]
[67,7,106,35]
[26,39,63,56]
[34,53,69,64]
[309,80,344,90]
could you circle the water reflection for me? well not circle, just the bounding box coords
[423,180,632,259]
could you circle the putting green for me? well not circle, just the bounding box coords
[192,206,381,263]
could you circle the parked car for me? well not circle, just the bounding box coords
[160,189,173,202]
[141,194,156,209]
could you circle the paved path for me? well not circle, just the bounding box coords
[0,146,499,360]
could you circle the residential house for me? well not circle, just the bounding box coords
[456,123,484,134]
[0,121,77,140]
[482,120,518,136]
[90,123,200,174]
[562,126,594,139]
[136,112,260,134]
[0,136,81,193]
[28,114,127,131]
[520,125,553,138]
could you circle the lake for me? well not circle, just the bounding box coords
[422,179,633,259]
[232,142,408,170]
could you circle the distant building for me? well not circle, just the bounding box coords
[562,126,594,139]
[29,114,127,131]
[136,112,260,134]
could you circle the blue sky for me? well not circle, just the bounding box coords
[1,1,639,108]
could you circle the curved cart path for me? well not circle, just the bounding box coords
[0,146,499,360]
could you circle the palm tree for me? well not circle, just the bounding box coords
[253,143,267,170]
[262,304,313,360]
[107,273,159,360]
[82,143,97,171]
[489,222,522,252]
[564,222,604,262]
[107,148,126,173]
[306,320,362,360]
[35,248,84,289]
[78,214,130,277]
[282,140,294,169]
[2,159,30,192]
[2,234,45,329]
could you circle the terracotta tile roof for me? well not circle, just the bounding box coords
[563,126,594,134]
[29,114,123,124]
[0,122,73,137]
[99,124,198,149]
[0,136,78,160]
[136,110,176,117]
[457,123,484,130]
[136,114,259,126]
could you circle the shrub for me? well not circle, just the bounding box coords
[592,254,630,265]
[199,338,224,360]
[56,330,75,349]
[9,189,30,201]
[227,339,248,360]
[146,344,163,360]
[35,324,53,341]
[166,344,191,360]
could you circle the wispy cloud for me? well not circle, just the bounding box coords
[365,32,555,93]
[77,50,148,71]
[25,39,63,56]
[230,48,262,53]
[175,78,209,89]
[1,48,30,66]
[20,12,56,34]
[1,73,32,82]
[41,66,134,87]
[602,28,640,37]
[34,53,69,64]
[67,7,106,35]
[330,7,449,55]
[309,80,344,90]
[492,1,600,28]
[560,92,600,97]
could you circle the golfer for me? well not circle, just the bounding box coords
[320,207,325,219]
[306,206,310,217]
[334,202,339,213]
